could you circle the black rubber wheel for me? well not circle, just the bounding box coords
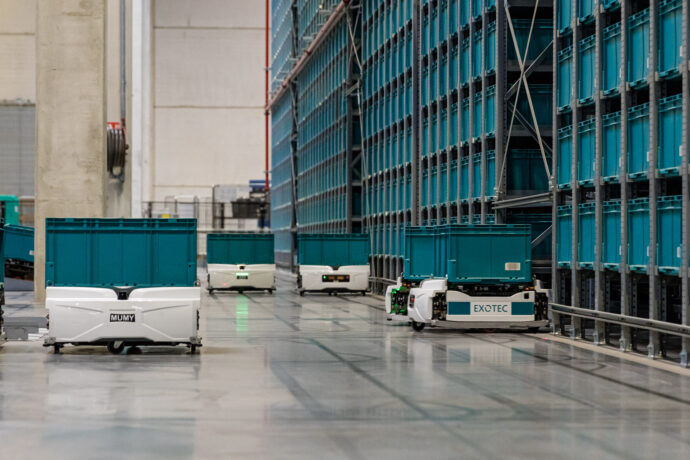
[411,321,426,332]
[299,291,305,296]
[238,290,244,295]
[333,292,338,296]
[386,317,393,321]
[190,345,197,355]
[361,291,366,296]
[207,289,214,295]
[527,327,541,333]
[107,341,126,355]
[53,344,61,354]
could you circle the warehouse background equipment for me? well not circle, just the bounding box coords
[43,218,201,354]
[552,0,690,365]
[2,224,34,281]
[206,232,275,293]
[296,233,370,295]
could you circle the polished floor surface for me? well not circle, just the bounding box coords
[1,274,690,459]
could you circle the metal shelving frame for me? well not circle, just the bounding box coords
[363,0,555,292]
[552,0,690,366]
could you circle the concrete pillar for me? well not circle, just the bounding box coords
[35,0,107,302]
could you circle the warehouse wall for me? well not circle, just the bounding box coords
[149,0,266,201]
[0,0,132,217]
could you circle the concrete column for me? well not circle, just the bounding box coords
[35,0,107,301]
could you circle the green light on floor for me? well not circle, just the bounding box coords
[236,297,249,333]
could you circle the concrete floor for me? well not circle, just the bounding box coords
[1,274,690,459]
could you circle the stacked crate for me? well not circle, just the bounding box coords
[270,0,297,268]
[270,1,362,269]
[362,0,415,281]
[553,0,687,353]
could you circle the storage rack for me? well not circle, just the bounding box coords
[363,0,555,291]
[269,0,363,270]
[552,0,689,363]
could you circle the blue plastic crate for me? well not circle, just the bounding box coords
[460,156,470,202]
[460,38,470,86]
[557,126,573,188]
[443,224,532,284]
[577,118,596,185]
[486,22,496,73]
[440,164,448,204]
[403,226,444,280]
[578,35,596,104]
[659,0,682,78]
[461,98,470,144]
[578,202,596,269]
[507,149,550,193]
[657,195,682,274]
[450,102,459,145]
[658,93,682,176]
[602,200,621,270]
[0,195,19,226]
[557,0,572,33]
[460,0,470,28]
[450,160,459,201]
[602,23,621,95]
[602,0,620,11]
[627,198,650,273]
[472,153,482,199]
[422,169,429,207]
[2,224,33,263]
[472,29,482,80]
[627,8,650,88]
[485,86,496,136]
[472,0,482,19]
[486,151,496,199]
[297,233,369,267]
[45,218,198,288]
[627,103,650,180]
[557,205,573,267]
[579,0,595,23]
[473,92,483,140]
[207,233,274,265]
[557,47,573,111]
[602,112,621,182]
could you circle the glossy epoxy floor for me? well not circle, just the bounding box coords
[1,275,690,459]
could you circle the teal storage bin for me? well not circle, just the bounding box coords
[507,213,552,260]
[460,156,470,202]
[628,103,650,180]
[557,205,572,268]
[602,23,621,95]
[578,203,596,269]
[443,224,532,284]
[627,198,650,273]
[557,47,572,111]
[579,0,595,23]
[0,195,19,226]
[578,35,596,104]
[472,0,482,19]
[450,102,458,145]
[517,84,553,126]
[658,0,682,78]
[602,0,620,11]
[45,218,198,288]
[508,19,552,62]
[602,112,621,182]
[0,226,4,287]
[557,0,572,33]
[577,118,596,185]
[421,170,429,207]
[403,226,443,280]
[602,200,621,270]
[3,225,34,263]
[473,92,483,139]
[627,8,650,88]
[461,98,470,144]
[657,196,682,274]
[486,151,496,199]
[460,0,470,28]
[557,126,573,188]
[430,167,438,206]
[450,160,459,201]
[472,153,482,199]
[207,233,274,265]
[508,149,550,192]
[485,85,496,136]
[486,22,496,73]
[440,164,448,204]
[472,29,482,80]
[297,233,370,267]
[460,38,470,85]
[658,93,682,176]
